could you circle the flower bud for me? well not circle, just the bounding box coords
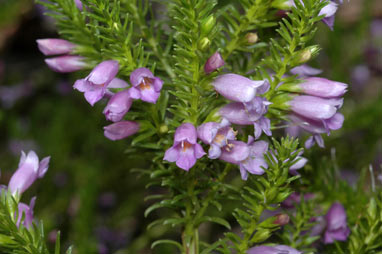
[104,121,140,141]
[204,52,225,74]
[245,33,258,44]
[291,46,320,66]
[200,15,216,35]
[45,56,86,73]
[36,39,76,56]
[274,214,290,226]
[198,37,211,51]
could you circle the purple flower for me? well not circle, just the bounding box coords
[36,39,75,56]
[281,192,315,209]
[219,140,250,165]
[319,1,338,30]
[45,56,86,73]
[212,74,268,103]
[289,113,344,148]
[104,121,140,141]
[247,245,301,254]
[103,90,133,122]
[8,151,50,195]
[324,202,350,244]
[289,95,343,121]
[219,102,254,125]
[128,68,163,104]
[239,137,269,180]
[75,0,83,10]
[16,197,36,228]
[219,102,272,139]
[73,60,119,106]
[299,78,347,98]
[197,121,236,159]
[164,123,206,171]
[204,52,225,74]
[290,64,322,77]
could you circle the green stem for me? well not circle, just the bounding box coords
[237,205,265,253]
[194,164,232,221]
[130,2,176,79]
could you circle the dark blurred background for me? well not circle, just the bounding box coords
[0,0,381,253]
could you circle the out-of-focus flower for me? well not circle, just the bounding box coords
[204,52,225,74]
[274,213,290,226]
[212,74,268,103]
[282,192,315,209]
[36,39,75,56]
[197,121,236,159]
[8,151,50,195]
[128,68,163,104]
[164,123,206,171]
[74,60,119,106]
[324,202,350,244]
[351,65,371,89]
[0,82,34,108]
[247,245,301,254]
[75,0,83,10]
[16,197,36,228]
[45,56,87,73]
[290,64,322,77]
[103,121,139,141]
[103,90,133,122]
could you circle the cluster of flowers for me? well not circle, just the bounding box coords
[36,39,164,141]
[0,151,50,228]
[285,66,347,148]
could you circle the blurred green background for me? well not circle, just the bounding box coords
[0,0,381,253]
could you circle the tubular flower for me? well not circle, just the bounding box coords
[197,121,236,159]
[74,60,119,106]
[45,56,86,73]
[324,202,350,244]
[8,151,50,195]
[103,90,133,122]
[319,1,338,30]
[164,123,206,171]
[247,245,301,254]
[239,137,269,180]
[37,39,75,56]
[212,74,268,103]
[204,51,225,74]
[16,197,36,228]
[219,102,272,139]
[290,64,322,77]
[104,121,139,141]
[284,77,347,98]
[128,67,163,104]
[289,113,344,148]
[289,95,343,121]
